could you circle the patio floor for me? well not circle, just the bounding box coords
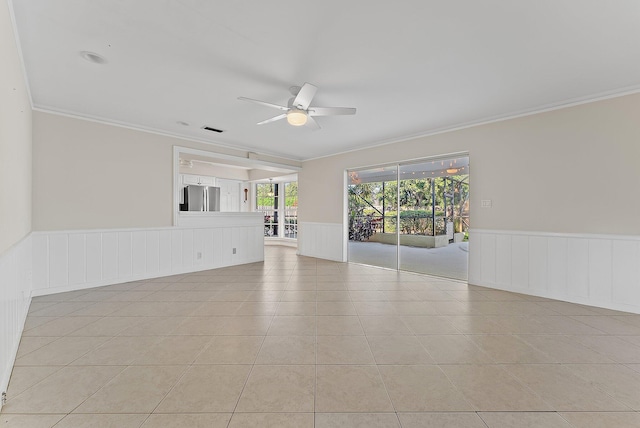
[348,241,469,281]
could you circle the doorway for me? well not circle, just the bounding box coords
[347,155,469,280]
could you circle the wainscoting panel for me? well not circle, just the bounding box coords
[547,237,567,296]
[103,233,119,281]
[0,235,32,401]
[49,234,68,289]
[31,224,264,297]
[117,232,131,278]
[86,233,102,283]
[566,238,589,298]
[68,234,86,286]
[588,238,612,305]
[511,235,529,290]
[528,236,548,293]
[612,240,640,305]
[298,222,344,262]
[469,229,640,314]
[130,231,144,276]
[495,234,512,287]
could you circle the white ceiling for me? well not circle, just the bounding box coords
[12,0,640,161]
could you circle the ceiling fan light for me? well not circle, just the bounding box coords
[287,108,308,126]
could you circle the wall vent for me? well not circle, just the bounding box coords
[202,126,224,133]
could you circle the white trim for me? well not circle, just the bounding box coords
[468,229,640,314]
[471,228,640,241]
[31,221,261,235]
[6,0,33,109]
[305,86,640,162]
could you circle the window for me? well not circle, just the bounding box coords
[255,180,298,239]
[284,181,298,238]
[256,182,278,237]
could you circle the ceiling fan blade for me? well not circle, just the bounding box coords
[308,107,357,116]
[257,114,287,125]
[292,83,317,110]
[305,116,320,130]
[238,97,288,111]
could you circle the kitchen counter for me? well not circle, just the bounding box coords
[176,211,263,227]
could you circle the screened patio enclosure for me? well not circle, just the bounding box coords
[347,156,469,280]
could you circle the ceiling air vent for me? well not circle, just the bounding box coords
[202,126,224,133]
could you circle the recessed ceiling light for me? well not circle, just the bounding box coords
[176,121,190,126]
[80,51,107,64]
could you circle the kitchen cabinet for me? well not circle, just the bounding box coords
[181,174,217,186]
[218,178,241,212]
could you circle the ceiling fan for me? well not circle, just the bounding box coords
[238,82,356,130]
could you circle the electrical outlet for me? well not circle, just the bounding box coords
[196,252,202,260]
[232,248,237,254]
[481,199,492,208]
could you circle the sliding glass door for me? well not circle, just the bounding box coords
[347,156,470,280]
[347,165,398,270]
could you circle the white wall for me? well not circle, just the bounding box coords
[0,0,31,255]
[32,111,299,231]
[300,93,640,234]
[298,94,640,312]
[0,0,32,405]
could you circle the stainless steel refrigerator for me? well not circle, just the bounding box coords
[180,185,221,211]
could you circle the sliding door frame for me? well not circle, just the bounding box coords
[345,151,469,275]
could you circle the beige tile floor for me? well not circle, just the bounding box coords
[2,245,640,427]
